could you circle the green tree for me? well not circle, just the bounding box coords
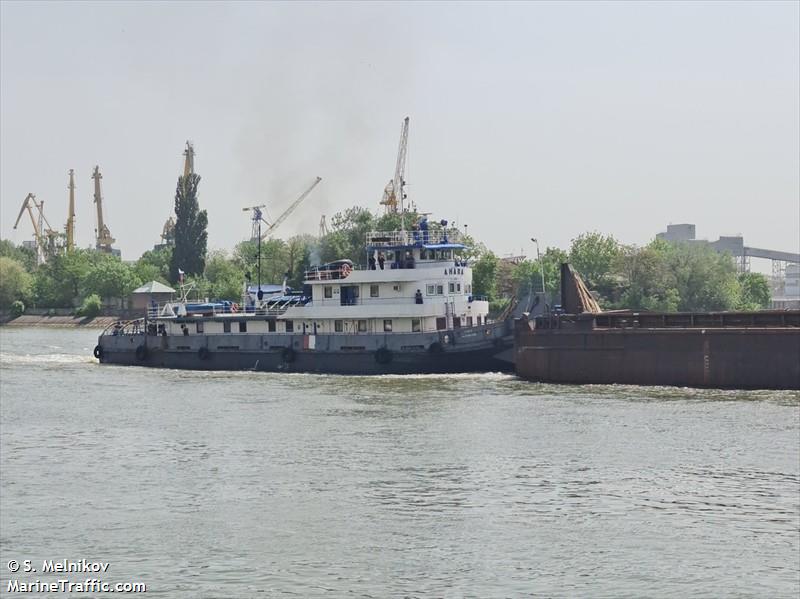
[616,240,681,311]
[0,257,33,308]
[472,251,499,299]
[666,243,739,311]
[204,251,244,301]
[170,173,208,281]
[737,272,771,310]
[319,207,375,265]
[76,294,102,318]
[33,249,92,307]
[0,240,37,273]
[135,246,172,284]
[569,232,621,301]
[82,258,142,300]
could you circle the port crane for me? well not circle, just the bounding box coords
[65,169,76,252]
[380,116,410,217]
[254,176,322,241]
[160,141,194,248]
[92,166,116,253]
[13,193,60,264]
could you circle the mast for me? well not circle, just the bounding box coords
[66,169,76,252]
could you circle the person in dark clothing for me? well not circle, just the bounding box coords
[378,253,385,270]
[415,289,423,304]
[369,255,376,270]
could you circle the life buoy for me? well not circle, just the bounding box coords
[375,347,392,364]
[341,263,352,277]
[198,346,211,360]
[428,342,443,354]
[93,345,103,359]
[282,347,296,363]
[135,344,148,361]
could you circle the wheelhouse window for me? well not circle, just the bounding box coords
[267,320,276,332]
[383,319,392,332]
[196,321,204,334]
[334,320,343,333]
[357,320,367,333]
[285,321,294,333]
[449,282,455,293]
[370,284,379,298]
[223,321,231,333]
[436,285,444,295]
[239,321,247,333]
[426,284,435,295]
[324,286,333,299]
[412,319,421,332]
[457,283,461,292]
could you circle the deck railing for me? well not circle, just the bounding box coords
[365,229,461,247]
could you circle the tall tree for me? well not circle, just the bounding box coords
[170,173,208,282]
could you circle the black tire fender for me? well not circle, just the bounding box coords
[198,346,211,360]
[135,344,148,361]
[282,347,296,363]
[375,347,392,364]
[93,344,103,359]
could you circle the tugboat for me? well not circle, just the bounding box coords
[94,221,514,374]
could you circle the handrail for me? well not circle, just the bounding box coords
[366,229,461,247]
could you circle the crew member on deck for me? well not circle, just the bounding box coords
[415,289,423,304]
[378,252,385,270]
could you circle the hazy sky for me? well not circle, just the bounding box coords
[2,0,798,264]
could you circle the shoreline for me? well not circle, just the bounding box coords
[1,315,120,329]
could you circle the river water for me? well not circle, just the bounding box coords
[0,327,798,597]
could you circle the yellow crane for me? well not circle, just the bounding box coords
[380,116,410,215]
[92,165,116,253]
[13,193,60,264]
[65,169,76,252]
[159,141,194,247]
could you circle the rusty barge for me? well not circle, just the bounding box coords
[514,265,800,390]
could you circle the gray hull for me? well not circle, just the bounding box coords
[97,324,513,374]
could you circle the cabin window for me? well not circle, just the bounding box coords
[467,316,473,327]
[335,320,343,333]
[267,320,276,332]
[412,319,421,332]
[457,283,461,292]
[285,321,294,333]
[393,284,401,292]
[370,284,379,298]
[436,317,447,330]
[324,286,332,299]
[436,285,444,295]
[223,321,231,333]
[357,320,367,333]
[453,317,461,328]
[196,321,204,334]
[477,315,482,326]
[426,284,435,295]
[383,319,393,332]
[449,282,455,293]
[239,321,247,333]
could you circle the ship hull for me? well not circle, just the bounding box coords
[514,314,800,390]
[97,325,513,374]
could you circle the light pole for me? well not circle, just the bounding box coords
[531,238,546,297]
